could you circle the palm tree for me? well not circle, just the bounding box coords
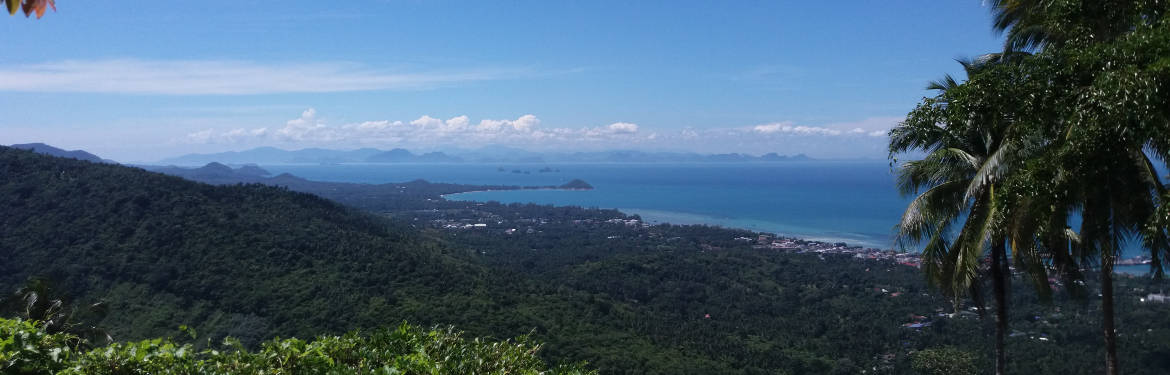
[988,0,1155,52]
[0,277,111,348]
[1063,134,1165,375]
[890,54,1027,375]
[986,2,1170,374]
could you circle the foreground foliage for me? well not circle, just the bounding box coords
[911,347,978,375]
[0,318,592,375]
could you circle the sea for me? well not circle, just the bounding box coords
[260,161,1152,274]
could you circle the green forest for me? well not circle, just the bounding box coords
[3,144,1170,374]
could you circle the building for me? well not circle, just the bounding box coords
[1143,293,1168,303]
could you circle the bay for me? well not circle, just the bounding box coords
[264,161,908,249]
[261,161,1151,263]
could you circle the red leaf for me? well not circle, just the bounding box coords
[21,0,53,18]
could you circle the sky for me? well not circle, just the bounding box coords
[0,1,1007,162]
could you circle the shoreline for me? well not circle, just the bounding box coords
[448,188,891,250]
[444,191,1156,276]
[447,189,897,251]
[440,186,592,199]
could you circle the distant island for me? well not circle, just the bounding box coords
[559,179,593,190]
[157,146,811,165]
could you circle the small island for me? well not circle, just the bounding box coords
[558,179,594,190]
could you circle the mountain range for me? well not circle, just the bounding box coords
[157,146,811,165]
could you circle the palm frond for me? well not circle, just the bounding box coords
[965,140,1013,202]
[895,180,967,244]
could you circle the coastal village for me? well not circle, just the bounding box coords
[415,205,927,266]
[414,204,1158,278]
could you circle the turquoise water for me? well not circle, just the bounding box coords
[264,161,909,249]
[261,162,1153,265]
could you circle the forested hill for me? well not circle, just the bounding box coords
[0,146,492,343]
[9,142,115,164]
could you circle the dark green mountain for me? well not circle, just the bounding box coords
[0,146,487,344]
[9,142,115,164]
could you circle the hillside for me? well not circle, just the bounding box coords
[9,143,115,164]
[5,147,1170,374]
[0,146,492,344]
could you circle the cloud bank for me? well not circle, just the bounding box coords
[186,109,648,148]
[182,109,899,157]
[0,59,522,95]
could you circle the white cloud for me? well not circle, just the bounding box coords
[472,114,540,133]
[607,122,639,134]
[444,116,470,131]
[750,117,901,138]
[352,120,400,131]
[512,114,541,132]
[753,122,842,136]
[274,108,336,142]
[185,129,214,143]
[181,109,894,158]
[475,119,508,132]
[825,116,902,136]
[185,109,639,147]
[410,115,444,128]
[0,59,524,95]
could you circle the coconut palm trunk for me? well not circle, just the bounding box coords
[991,240,1009,375]
[1101,256,1118,375]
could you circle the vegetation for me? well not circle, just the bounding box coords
[5,147,1170,373]
[893,1,1170,374]
[0,278,110,348]
[3,1,1168,374]
[891,53,1031,375]
[0,318,593,375]
[911,347,979,375]
[5,0,52,18]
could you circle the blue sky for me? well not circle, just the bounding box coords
[0,1,1005,162]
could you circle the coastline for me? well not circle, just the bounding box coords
[447,189,892,250]
[440,186,591,199]
[445,191,1157,276]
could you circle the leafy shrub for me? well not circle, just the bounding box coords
[1,318,593,375]
[911,347,978,375]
